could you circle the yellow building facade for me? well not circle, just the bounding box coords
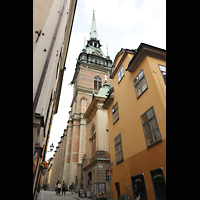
[103,43,166,200]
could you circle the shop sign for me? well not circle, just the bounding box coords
[33,153,38,173]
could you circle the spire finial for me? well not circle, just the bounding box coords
[82,37,86,52]
[84,37,86,46]
[106,43,110,59]
[104,75,108,82]
[90,10,98,39]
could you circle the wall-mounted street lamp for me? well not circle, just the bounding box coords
[47,143,54,152]
[35,30,45,42]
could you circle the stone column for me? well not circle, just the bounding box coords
[76,97,87,192]
[62,111,73,186]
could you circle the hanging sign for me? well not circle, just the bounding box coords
[41,161,47,169]
[109,166,111,172]
[33,153,38,173]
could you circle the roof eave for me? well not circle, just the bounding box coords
[126,43,166,72]
[110,49,135,79]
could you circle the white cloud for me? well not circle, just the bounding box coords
[82,0,165,32]
[81,0,166,56]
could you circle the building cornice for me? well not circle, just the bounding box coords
[126,43,166,72]
[84,96,106,123]
[102,92,114,110]
[110,49,135,79]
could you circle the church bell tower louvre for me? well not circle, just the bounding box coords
[60,11,113,191]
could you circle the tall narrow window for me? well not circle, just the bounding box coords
[158,64,166,84]
[114,134,123,164]
[118,65,125,83]
[133,69,148,98]
[112,102,119,124]
[94,76,102,90]
[141,107,162,148]
[106,169,110,181]
[89,124,96,158]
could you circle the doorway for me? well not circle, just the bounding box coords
[131,174,148,200]
[115,182,121,200]
[150,168,166,200]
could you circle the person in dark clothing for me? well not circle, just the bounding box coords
[56,180,61,196]
[99,191,107,200]
[70,182,74,194]
[62,181,67,196]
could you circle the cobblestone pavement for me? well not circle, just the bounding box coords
[37,190,90,200]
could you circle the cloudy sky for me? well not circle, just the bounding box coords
[46,0,166,161]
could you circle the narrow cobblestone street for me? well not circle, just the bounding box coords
[37,191,90,200]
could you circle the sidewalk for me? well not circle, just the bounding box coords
[65,191,90,200]
[37,190,91,200]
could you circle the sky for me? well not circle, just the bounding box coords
[45,0,166,161]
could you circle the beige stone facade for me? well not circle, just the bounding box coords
[82,80,112,199]
[33,0,77,199]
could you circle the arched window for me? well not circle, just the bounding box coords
[89,123,96,158]
[94,76,102,90]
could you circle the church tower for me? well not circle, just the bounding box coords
[62,11,113,190]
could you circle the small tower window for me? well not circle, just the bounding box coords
[94,76,102,90]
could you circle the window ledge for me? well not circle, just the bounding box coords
[147,139,162,149]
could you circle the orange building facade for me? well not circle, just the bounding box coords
[103,43,166,200]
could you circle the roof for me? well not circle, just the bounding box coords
[84,41,106,58]
[94,80,111,98]
[84,80,111,120]
[110,48,135,79]
[126,43,166,72]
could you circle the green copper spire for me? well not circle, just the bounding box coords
[90,10,98,40]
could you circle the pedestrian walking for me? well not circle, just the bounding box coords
[57,180,61,196]
[70,182,74,194]
[55,184,57,195]
[62,181,67,196]
[99,191,107,200]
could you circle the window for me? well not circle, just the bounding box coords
[133,70,148,98]
[98,183,106,196]
[114,134,123,164]
[112,102,119,124]
[158,64,166,84]
[118,65,125,83]
[141,107,162,148]
[94,76,102,90]
[131,174,148,200]
[89,124,96,158]
[150,168,166,200]
[106,169,110,181]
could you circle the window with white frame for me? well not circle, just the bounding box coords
[114,134,123,164]
[118,65,125,83]
[133,69,148,98]
[158,64,166,84]
[112,102,119,124]
[141,106,162,148]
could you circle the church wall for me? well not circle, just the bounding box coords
[50,11,113,193]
